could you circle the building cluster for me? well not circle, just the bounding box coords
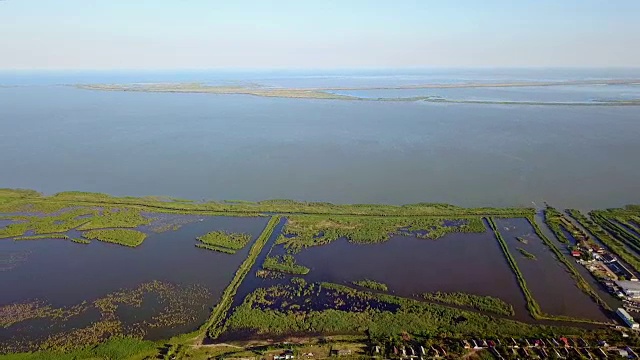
[374,337,638,359]
[460,337,636,359]
[568,224,640,327]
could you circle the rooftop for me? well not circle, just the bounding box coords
[617,281,640,291]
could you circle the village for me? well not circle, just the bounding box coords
[559,217,640,330]
[254,336,640,360]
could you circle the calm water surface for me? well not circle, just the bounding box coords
[1,70,640,209]
[292,231,531,320]
[0,215,269,344]
[495,218,609,321]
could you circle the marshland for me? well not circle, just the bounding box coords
[2,69,640,358]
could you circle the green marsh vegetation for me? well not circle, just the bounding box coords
[277,215,487,252]
[0,204,151,247]
[195,243,236,254]
[204,216,281,341]
[82,229,147,247]
[0,208,96,239]
[256,269,284,279]
[263,255,310,275]
[70,238,90,244]
[589,208,640,255]
[75,208,151,230]
[0,188,534,218]
[517,247,537,260]
[421,292,514,316]
[14,234,69,241]
[224,280,585,340]
[544,207,571,244]
[195,230,251,254]
[352,279,388,292]
[0,281,210,354]
[0,337,158,360]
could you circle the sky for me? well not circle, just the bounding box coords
[1,0,639,70]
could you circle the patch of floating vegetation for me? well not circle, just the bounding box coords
[195,243,237,254]
[352,279,388,292]
[70,238,90,244]
[144,213,201,233]
[263,254,310,275]
[223,279,584,340]
[82,229,147,247]
[0,250,30,271]
[13,234,69,241]
[0,300,88,328]
[76,208,151,231]
[277,215,487,252]
[0,280,211,353]
[255,269,285,279]
[516,236,529,244]
[150,223,182,233]
[195,231,251,254]
[517,247,537,260]
[421,291,515,316]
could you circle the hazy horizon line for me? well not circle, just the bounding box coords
[2,66,640,73]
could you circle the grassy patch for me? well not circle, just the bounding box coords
[0,337,157,360]
[82,229,147,247]
[195,243,236,254]
[421,291,514,316]
[195,231,251,254]
[70,238,90,244]
[204,216,282,340]
[277,215,487,252]
[352,279,388,292]
[14,234,69,241]
[263,255,310,275]
[225,281,584,340]
[76,208,151,231]
[517,247,536,260]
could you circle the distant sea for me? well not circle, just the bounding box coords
[1,68,639,209]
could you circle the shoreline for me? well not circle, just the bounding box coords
[75,80,640,105]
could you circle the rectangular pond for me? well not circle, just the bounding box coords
[494,218,609,322]
[286,229,531,321]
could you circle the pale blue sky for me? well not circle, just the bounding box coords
[1,0,639,69]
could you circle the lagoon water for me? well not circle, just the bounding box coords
[1,69,640,209]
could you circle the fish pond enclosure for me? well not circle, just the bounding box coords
[1,189,640,357]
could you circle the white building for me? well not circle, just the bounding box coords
[617,308,639,329]
[617,280,640,299]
